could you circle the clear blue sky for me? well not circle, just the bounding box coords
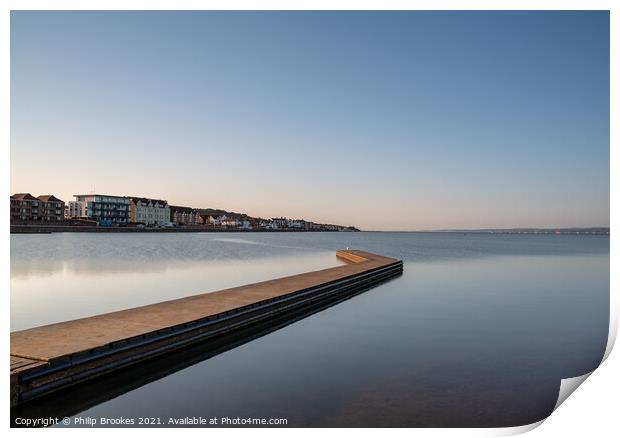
[11,11,609,230]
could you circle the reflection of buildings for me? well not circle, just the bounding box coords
[129,197,170,226]
[10,193,65,223]
[73,194,129,225]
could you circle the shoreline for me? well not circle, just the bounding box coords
[9,225,610,235]
[10,225,357,234]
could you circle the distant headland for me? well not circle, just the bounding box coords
[431,227,610,235]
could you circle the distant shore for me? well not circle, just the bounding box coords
[10,224,609,235]
[430,227,610,235]
[364,228,609,235]
[9,224,358,234]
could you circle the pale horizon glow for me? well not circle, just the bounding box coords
[10,11,610,231]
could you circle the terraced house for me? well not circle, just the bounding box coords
[169,205,199,225]
[129,197,170,226]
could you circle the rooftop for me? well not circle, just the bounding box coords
[73,194,128,198]
[129,196,168,206]
[11,193,38,201]
[37,195,64,203]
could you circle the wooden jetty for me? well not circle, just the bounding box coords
[10,250,402,407]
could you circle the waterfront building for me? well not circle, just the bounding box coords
[271,217,288,229]
[322,224,342,231]
[196,214,211,225]
[305,221,323,231]
[170,206,199,225]
[66,201,87,219]
[220,217,240,227]
[10,193,41,222]
[129,197,170,226]
[10,193,65,223]
[203,214,232,226]
[258,219,273,229]
[288,219,306,229]
[73,194,130,225]
[197,214,224,225]
[36,195,65,222]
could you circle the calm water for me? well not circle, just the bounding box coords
[11,232,609,427]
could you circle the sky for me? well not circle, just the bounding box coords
[10,11,609,231]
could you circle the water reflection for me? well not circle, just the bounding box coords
[11,233,323,278]
[12,274,396,425]
[11,234,346,330]
[10,233,609,427]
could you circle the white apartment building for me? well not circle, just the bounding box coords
[129,197,170,226]
[271,218,288,229]
[206,214,226,225]
[74,194,130,225]
[288,219,306,229]
[66,200,87,218]
[220,217,240,227]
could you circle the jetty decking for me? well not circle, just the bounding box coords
[11,249,402,407]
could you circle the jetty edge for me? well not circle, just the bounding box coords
[10,249,403,407]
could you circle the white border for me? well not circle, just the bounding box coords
[2,1,616,436]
